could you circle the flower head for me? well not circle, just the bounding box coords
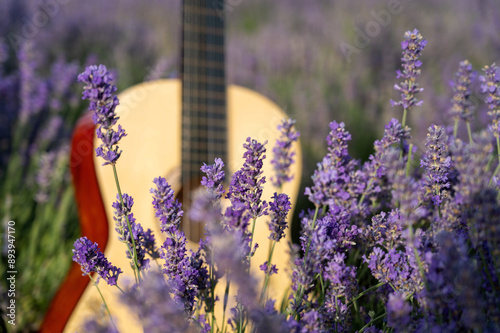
[449,60,476,123]
[390,29,427,110]
[78,64,126,165]
[227,137,268,219]
[201,157,225,201]
[268,192,291,242]
[420,125,452,206]
[150,177,183,233]
[72,237,122,286]
[271,118,300,188]
[479,64,500,137]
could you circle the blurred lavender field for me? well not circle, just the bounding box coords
[1,0,500,330]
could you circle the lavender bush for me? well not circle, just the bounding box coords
[2,0,500,330]
[72,30,500,332]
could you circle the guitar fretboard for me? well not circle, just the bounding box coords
[181,0,227,240]
[181,0,227,180]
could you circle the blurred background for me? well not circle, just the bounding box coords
[1,0,500,330]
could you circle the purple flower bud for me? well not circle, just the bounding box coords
[72,237,122,286]
[271,118,300,188]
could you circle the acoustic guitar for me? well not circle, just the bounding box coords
[41,1,301,331]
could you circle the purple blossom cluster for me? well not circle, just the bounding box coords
[420,125,451,206]
[449,60,476,123]
[150,176,183,232]
[268,192,291,242]
[78,65,126,165]
[305,121,358,209]
[479,64,500,137]
[227,137,269,219]
[112,193,159,271]
[201,157,226,201]
[72,237,122,286]
[271,118,300,188]
[390,29,427,111]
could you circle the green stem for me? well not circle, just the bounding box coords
[221,275,230,333]
[358,179,373,210]
[359,312,386,332]
[402,108,408,128]
[112,164,140,283]
[453,118,459,138]
[292,205,320,321]
[346,281,386,309]
[89,274,118,332]
[466,121,473,144]
[260,241,277,305]
[247,217,258,272]
[406,143,413,177]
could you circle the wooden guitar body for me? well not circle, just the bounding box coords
[43,79,301,332]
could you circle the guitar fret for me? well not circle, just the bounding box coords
[183,58,225,70]
[182,89,226,99]
[183,24,224,36]
[183,32,224,45]
[182,133,227,142]
[183,74,225,85]
[183,41,224,53]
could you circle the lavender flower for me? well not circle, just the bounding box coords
[227,137,268,219]
[78,64,126,165]
[271,118,300,188]
[390,29,427,111]
[420,125,451,206]
[386,291,411,329]
[120,271,193,332]
[72,237,122,286]
[449,60,476,123]
[363,245,425,296]
[422,232,484,331]
[268,192,291,242]
[161,228,201,314]
[305,121,355,208]
[18,41,47,125]
[479,64,500,137]
[201,157,225,201]
[150,176,183,233]
[112,193,159,271]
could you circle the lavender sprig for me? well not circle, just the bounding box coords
[449,60,476,140]
[112,193,159,272]
[271,118,300,189]
[78,64,126,166]
[420,125,451,207]
[78,64,141,281]
[201,157,226,201]
[72,237,122,286]
[390,29,427,127]
[150,176,183,233]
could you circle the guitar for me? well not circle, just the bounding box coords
[41,1,301,332]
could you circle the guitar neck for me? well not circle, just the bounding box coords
[181,0,227,182]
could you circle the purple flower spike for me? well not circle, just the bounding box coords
[227,137,268,219]
[78,64,126,165]
[449,60,476,123]
[113,193,159,271]
[479,64,500,137]
[268,192,291,242]
[386,291,411,329]
[72,237,122,286]
[271,118,300,188]
[201,157,225,201]
[305,121,356,208]
[150,177,183,233]
[390,29,427,110]
[420,125,451,206]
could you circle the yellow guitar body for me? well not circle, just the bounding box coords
[65,79,302,332]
